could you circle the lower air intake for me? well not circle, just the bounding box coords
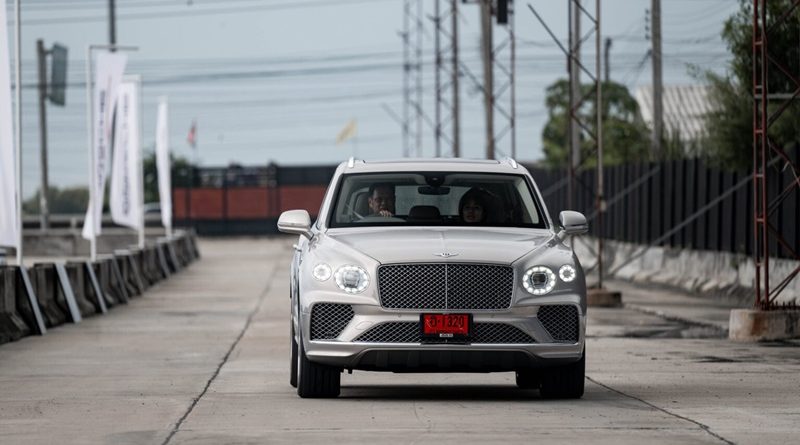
[537,305,580,343]
[310,303,354,340]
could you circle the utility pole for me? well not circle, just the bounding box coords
[480,0,494,159]
[604,37,612,82]
[109,0,117,46]
[434,0,442,157]
[568,0,581,209]
[36,40,50,230]
[402,0,411,157]
[451,0,460,157]
[651,0,663,158]
[415,0,423,157]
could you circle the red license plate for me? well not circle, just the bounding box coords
[421,314,471,338]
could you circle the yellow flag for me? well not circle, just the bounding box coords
[336,119,357,145]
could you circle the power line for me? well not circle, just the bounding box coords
[15,0,397,26]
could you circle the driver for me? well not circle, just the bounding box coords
[367,183,396,217]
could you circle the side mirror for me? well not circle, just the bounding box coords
[558,210,588,238]
[278,210,312,239]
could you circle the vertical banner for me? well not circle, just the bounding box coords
[155,97,172,234]
[82,51,127,240]
[109,79,142,230]
[0,0,18,248]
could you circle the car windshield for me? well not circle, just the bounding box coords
[328,172,547,228]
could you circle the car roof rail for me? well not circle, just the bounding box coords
[347,157,358,168]
[503,157,518,169]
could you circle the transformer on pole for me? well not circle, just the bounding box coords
[464,0,516,160]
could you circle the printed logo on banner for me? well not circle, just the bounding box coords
[0,0,19,248]
[82,52,128,240]
[110,80,142,230]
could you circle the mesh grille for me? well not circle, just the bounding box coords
[377,264,513,310]
[353,322,420,343]
[378,264,447,309]
[353,322,534,344]
[473,323,535,344]
[310,303,354,340]
[538,305,580,343]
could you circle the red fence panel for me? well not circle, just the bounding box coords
[279,185,328,217]
[190,188,224,219]
[227,188,270,219]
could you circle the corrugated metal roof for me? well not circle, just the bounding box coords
[635,84,713,142]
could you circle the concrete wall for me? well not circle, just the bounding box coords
[0,232,200,345]
[573,236,800,306]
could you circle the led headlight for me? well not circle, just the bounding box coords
[558,264,577,283]
[523,266,556,295]
[334,265,369,294]
[312,263,332,281]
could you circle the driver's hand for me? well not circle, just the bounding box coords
[378,210,394,217]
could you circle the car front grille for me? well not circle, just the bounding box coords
[310,303,354,340]
[537,305,580,343]
[377,263,514,310]
[353,322,535,344]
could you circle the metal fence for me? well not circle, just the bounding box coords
[528,146,799,259]
[173,152,799,255]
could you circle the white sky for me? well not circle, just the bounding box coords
[7,0,739,196]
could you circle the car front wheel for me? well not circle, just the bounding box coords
[538,349,585,399]
[296,331,341,398]
[290,323,298,388]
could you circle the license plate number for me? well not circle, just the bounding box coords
[421,314,471,338]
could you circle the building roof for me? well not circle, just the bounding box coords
[635,84,713,142]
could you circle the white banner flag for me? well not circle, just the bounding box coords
[155,97,172,233]
[82,51,127,240]
[0,0,18,248]
[109,80,142,230]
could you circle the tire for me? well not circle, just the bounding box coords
[290,323,298,388]
[296,331,341,398]
[538,349,585,399]
[515,369,541,389]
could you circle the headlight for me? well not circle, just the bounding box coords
[334,265,369,294]
[558,264,576,283]
[523,266,556,295]
[312,263,332,281]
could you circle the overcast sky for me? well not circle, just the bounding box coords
[7,0,739,196]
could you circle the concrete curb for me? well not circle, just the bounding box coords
[729,309,800,341]
[623,302,729,335]
[0,267,30,342]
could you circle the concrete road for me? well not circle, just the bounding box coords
[1,238,799,445]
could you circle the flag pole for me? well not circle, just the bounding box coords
[14,0,22,265]
[136,76,145,249]
[84,45,96,261]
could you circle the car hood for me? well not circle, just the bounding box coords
[325,227,552,265]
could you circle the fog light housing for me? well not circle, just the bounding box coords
[312,263,332,281]
[559,264,577,283]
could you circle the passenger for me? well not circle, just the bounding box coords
[459,188,490,224]
[367,183,396,217]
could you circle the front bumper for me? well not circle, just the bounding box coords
[299,291,586,371]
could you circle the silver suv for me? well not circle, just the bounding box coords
[279,158,588,398]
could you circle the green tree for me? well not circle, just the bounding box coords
[142,152,194,204]
[702,0,800,170]
[541,79,650,168]
[23,186,89,214]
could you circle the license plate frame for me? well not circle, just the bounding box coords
[420,313,472,339]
